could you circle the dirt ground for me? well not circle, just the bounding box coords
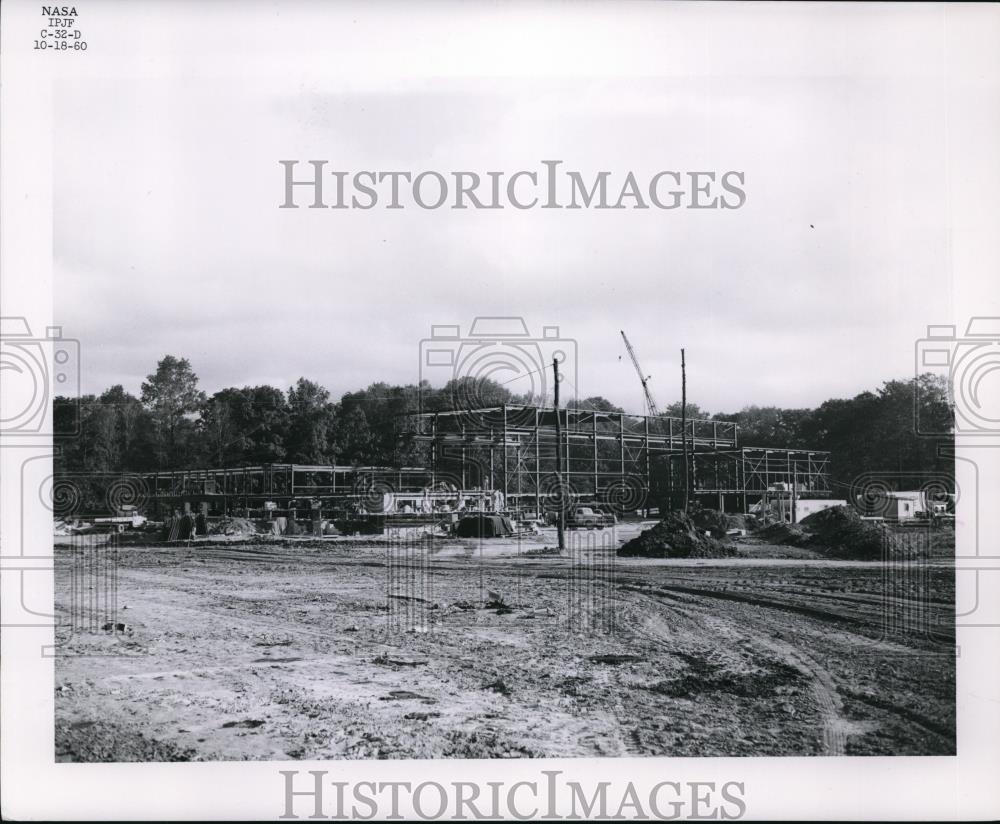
[53,523,955,760]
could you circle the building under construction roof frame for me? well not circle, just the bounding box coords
[679,447,832,514]
[57,464,438,520]
[56,407,831,521]
[404,404,830,514]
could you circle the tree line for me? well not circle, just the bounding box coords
[54,356,954,490]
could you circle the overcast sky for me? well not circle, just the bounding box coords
[54,2,995,416]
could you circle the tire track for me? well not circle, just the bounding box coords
[624,588,850,755]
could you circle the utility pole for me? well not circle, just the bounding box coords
[553,357,566,550]
[791,467,799,524]
[681,348,689,513]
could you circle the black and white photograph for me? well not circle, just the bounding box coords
[1,1,998,820]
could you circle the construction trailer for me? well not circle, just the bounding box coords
[857,489,951,521]
[403,404,831,516]
[787,498,849,523]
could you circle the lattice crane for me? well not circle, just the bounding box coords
[620,330,661,418]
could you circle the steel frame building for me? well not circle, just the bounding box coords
[57,464,436,521]
[56,406,831,521]
[404,405,830,514]
[679,447,832,513]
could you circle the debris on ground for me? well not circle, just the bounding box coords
[389,593,430,604]
[101,622,132,634]
[617,511,737,558]
[521,545,562,557]
[374,652,428,667]
[208,517,259,537]
[689,508,758,538]
[484,590,516,614]
[484,678,512,696]
[379,690,430,701]
[403,711,441,721]
[588,654,645,665]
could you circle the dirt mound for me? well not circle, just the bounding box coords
[756,522,809,546]
[753,506,884,559]
[690,508,757,537]
[618,511,737,558]
[800,506,883,559]
[722,513,756,532]
[689,508,729,538]
[208,517,259,537]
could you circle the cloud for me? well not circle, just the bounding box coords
[55,74,952,413]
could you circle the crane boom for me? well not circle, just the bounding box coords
[620,330,661,417]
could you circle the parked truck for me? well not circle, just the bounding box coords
[566,506,616,529]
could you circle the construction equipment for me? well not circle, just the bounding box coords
[620,330,661,417]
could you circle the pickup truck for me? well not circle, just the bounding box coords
[566,506,616,529]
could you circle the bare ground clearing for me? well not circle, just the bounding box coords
[54,528,955,760]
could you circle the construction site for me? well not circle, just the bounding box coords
[55,334,834,536]
[51,333,956,762]
[55,408,832,534]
